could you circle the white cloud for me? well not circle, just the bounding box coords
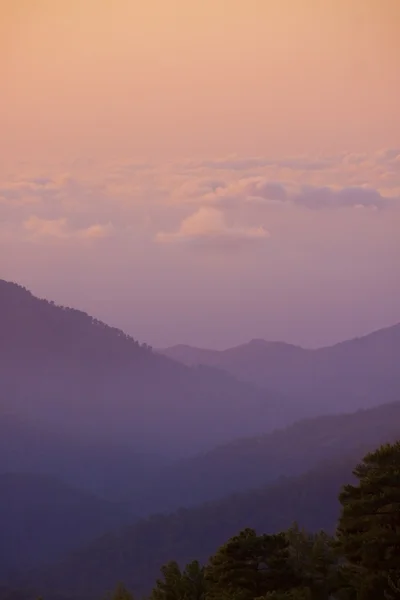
[23,216,114,240]
[155,207,268,246]
[1,149,399,251]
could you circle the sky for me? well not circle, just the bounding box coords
[1,0,399,349]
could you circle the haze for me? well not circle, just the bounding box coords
[1,0,399,348]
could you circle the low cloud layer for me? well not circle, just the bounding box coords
[174,178,391,211]
[1,149,399,350]
[23,216,114,240]
[0,148,399,250]
[156,207,268,246]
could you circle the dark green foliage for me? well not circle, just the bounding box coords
[111,583,134,600]
[3,438,400,600]
[285,525,338,599]
[149,561,205,600]
[150,562,186,600]
[337,441,400,599]
[261,589,312,600]
[205,528,298,600]
[182,561,207,600]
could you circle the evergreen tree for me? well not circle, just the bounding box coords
[150,562,185,600]
[150,560,206,600]
[205,528,299,600]
[111,583,134,600]
[336,441,400,599]
[182,561,207,600]
[260,589,312,600]
[285,524,338,599]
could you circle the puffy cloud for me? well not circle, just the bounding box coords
[155,207,268,246]
[178,176,388,211]
[172,177,289,208]
[292,185,387,210]
[24,217,69,238]
[1,149,399,251]
[23,216,114,240]
[376,148,400,164]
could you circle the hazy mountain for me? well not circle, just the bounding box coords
[0,414,165,502]
[25,455,357,599]
[0,473,133,581]
[132,401,400,513]
[161,324,400,413]
[0,280,292,456]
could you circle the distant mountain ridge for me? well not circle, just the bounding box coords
[4,401,400,593]
[128,400,400,513]
[0,413,165,502]
[0,279,292,456]
[160,322,400,413]
[0,473,132,580]
[24,454,358,599]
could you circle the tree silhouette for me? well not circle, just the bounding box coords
[337,441,400,599]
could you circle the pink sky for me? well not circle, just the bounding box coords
[1,0,399,348]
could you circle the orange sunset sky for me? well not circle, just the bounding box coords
[1,0,400,348]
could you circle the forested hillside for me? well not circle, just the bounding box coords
[0,414,164,501]
[24,455,356,598]
[1,280,399,600]
[133,401,400,513]
[0,280,291,456]
[0,473,132,580]
[10,441,400,600]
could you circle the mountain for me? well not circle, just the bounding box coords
[160,324,400,414]
[0,414,165,502]
[0,280,292,456]
[131,400,400,513]
[160,339,305,369]
[2,402,399,581]
[24,455,357,599]
[0,473,132,581]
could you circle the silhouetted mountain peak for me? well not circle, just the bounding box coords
[0,279,289,455]
[247,338,269,346]
[246,338,304,351]
[161,322,400,414]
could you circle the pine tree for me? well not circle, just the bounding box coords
[205,528,299,600]
[336,441,400,599]
[150,560,206,600]
[111,583,134,600]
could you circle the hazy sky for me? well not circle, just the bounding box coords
[1,0,399,348]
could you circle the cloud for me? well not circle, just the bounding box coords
[178,176,388,211]
[190,156,333,171]
[293,185,387,210]
[23,216,114,240]
[155,207,268,246]
[81,223,115,239]
[376,148,400,164]
[172,177,289,208]
[2,149,399,252]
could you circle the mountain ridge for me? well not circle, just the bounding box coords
[22,453,359,599]
[0,279,293,456]
[160,322,400,414]
[161,321,400,356]
[0,472,133,580]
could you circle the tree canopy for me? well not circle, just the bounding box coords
[337,441,400,599]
